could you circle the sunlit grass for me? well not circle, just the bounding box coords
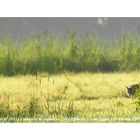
[0,72,140,122]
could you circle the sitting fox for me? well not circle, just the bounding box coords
[126,83,140,98]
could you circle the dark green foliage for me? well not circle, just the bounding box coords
[0,95,11,117]
[0,32,140,76]
[27,96,41,118]
[134,89,140,112]
[66,100,76,118]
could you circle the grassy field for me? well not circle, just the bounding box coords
[0,72,140,122]
[1,32,140,122]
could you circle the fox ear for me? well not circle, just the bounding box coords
[126,86,129,89]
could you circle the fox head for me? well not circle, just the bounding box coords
[126,84,139,97]
[126,86,134,96]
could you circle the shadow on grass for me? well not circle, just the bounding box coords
[76,93,128,101]
[76,95,100,100]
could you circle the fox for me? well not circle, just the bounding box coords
[126,83,140,98]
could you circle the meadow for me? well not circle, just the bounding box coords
[0,72,140,122]
[0,32,140,122]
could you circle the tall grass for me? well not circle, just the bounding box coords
[0,31,140,76]
[0,72,140,122]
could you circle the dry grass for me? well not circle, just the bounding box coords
[0,72,140,122]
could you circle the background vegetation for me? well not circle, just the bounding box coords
[0,31,140,76]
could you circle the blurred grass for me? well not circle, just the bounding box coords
[0,32,140,75]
